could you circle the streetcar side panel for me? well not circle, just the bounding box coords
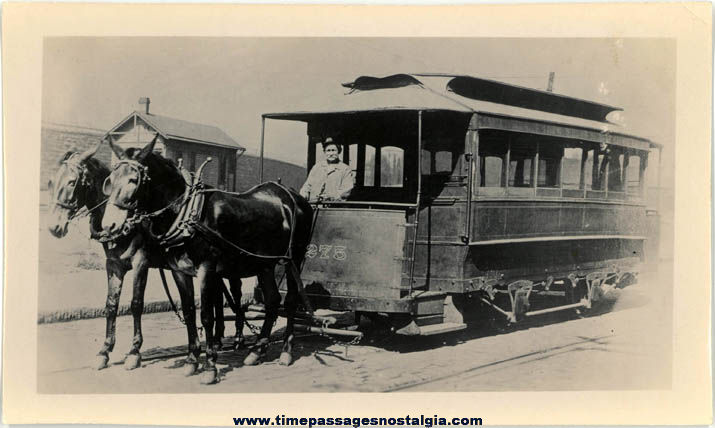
[301,208,408,307]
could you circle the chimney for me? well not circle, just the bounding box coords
[546,72,555,92]
[138,97,151,114]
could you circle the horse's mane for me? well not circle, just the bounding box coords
[84,156,111,179]
[58,150,110,180]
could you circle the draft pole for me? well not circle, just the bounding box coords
[408,111,423,295]
[259,116,266,183]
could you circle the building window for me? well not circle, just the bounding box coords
[218,155,227,188]
[189,152,196,171]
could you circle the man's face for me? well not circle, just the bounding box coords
[324,145,340,163]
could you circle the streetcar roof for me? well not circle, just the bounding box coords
[263,73,660,150]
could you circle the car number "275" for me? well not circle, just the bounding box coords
[305,244,347,260]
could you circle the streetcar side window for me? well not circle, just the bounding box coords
[562,147,583,189]
[508,139,535,187]
[364,144,376,186]
[583,147,595,190]
[625,152,643,196]
[421,149,431,175]
[607,149,625,192]
[537,143,562,188]
[435,151,453,174]
[479,138,507,187]
[380,146,404,188]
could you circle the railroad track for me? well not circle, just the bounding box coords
[380,334,613,392]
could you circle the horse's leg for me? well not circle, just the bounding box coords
[280,260,303,366]
[124,254,149,370]
[213,277,225,348]
[244,268,280,366]
[96,258,126,370]
[171,270,201,376]
[228,278,245,349]
[198,264,219,384]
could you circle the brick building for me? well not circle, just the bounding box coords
[40,122,112,190]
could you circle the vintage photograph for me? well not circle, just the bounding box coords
[36,37,676,393]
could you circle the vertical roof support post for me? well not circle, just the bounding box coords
[558,145,564,196]
[504,136,511,189]
[462,114,478,244]
[579,143,587,194]
[259,115,266,183]
[408,110,423,296]
[534,140,540,192]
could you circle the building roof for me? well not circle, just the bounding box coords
[263,73,659,149]
[107,111,243,151]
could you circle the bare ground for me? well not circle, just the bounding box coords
[37,267,672,393]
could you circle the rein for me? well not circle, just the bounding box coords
[188,183,299,261]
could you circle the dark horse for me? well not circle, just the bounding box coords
[100,135,313,384]
[47,141,230,375]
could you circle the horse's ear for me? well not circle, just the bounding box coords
[106,134,126,160]
[59,151,75,164]
[136,133,159,161]
[77,140,102,162]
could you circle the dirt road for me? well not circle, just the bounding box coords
[37,270,671,393]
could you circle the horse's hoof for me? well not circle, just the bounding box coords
[200,368,219,385]
[124,353,142,370]
[96,354,110,370]
[279,351,293,366]
[182,362,199,377]
[243,351,263,366]
[233,336,246,350]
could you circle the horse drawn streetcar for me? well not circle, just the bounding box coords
[260,73,661,336]
[48,72,661,384]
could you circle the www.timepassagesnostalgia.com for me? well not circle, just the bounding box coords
[233,415,484,428]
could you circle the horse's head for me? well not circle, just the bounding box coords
[47,143,102,238]
[100,133,185,240]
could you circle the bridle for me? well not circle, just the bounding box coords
[104,159,151,211]
[52,155,91,213]
[100,158,182,244]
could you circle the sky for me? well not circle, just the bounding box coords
[42,37,674,183]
